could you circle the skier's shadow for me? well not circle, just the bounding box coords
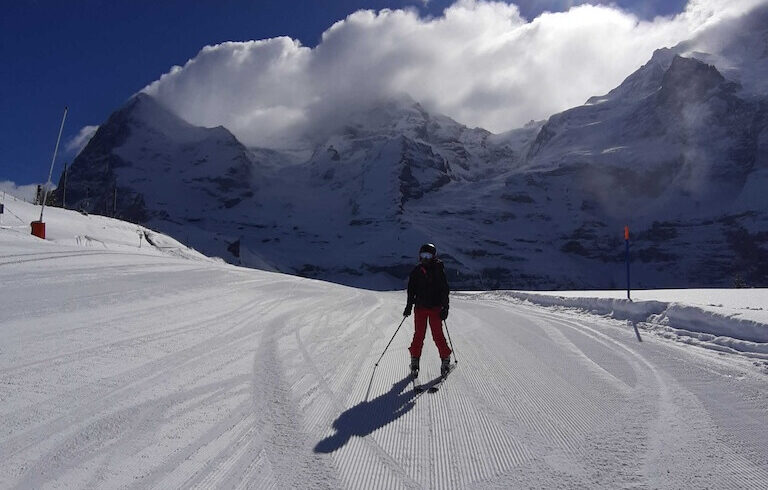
[314,375,418,453]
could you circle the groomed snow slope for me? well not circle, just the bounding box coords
[1,198,768,488]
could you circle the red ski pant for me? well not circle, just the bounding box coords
[408,307,452,359]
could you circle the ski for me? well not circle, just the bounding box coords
[428,363,456,393]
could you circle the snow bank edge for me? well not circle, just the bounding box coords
[503,292,768,354]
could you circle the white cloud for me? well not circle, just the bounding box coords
[65,125,100,156]
[143,0,767,149]
[0,180,44,203]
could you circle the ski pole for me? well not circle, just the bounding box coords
[443,320,458,364]
[374,316,407,367]
[365,315,408,401]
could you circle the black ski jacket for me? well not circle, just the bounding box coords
[406,259,449,309]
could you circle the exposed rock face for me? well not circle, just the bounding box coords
[55,94,257,224]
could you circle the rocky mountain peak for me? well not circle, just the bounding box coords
[658,55,730,105]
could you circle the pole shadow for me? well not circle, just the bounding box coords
[631,321,643,342]
[314,375,417,454]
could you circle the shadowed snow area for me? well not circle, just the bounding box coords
[1,197,767,488]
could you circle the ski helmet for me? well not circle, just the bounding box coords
[419,243,437,260]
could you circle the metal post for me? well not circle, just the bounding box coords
[62,162,68,208]
[624,226,631,300]
[40,106,68,222]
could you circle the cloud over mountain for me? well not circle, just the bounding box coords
[143,0,767,149]
[65,125,100,156]
[0,181,42,202]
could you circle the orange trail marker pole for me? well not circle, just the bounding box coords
[624,226,631,300]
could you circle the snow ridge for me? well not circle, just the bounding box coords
[489,290,768,358]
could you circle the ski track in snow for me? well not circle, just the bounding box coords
[1,247,767,488]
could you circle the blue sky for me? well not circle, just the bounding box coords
[1,0,688,187]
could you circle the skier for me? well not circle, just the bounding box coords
[403,243,452,378]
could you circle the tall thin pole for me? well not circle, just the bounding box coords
[624,225,631,300]
[39,106,68,222]
[62,162,68,208]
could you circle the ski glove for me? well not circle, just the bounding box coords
[403,305,413,317]
[440,306,449,320]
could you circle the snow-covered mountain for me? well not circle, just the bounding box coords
[56,94,260,224]
[54,93,546,289]
[55,6,768,290]
[516,5,768,288]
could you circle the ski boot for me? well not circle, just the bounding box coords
[410,356,420,377]
[440,357,451,377]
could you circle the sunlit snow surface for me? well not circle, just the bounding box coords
[507,288,768,324]
[1,196,767,488]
